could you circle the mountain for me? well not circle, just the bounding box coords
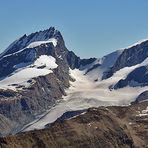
[102,40,148,89]
[0,27,96,135]
[0,27,148,138]
[103,39,148,79]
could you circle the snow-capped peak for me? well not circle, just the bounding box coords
[0,27,60,57]
[123,38,148,50]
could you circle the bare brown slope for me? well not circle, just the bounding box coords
[0,106,135,148]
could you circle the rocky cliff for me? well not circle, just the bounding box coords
[103,40,148,79]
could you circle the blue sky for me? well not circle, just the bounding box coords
[0,0,148,58]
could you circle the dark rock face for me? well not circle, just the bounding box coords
[114,66,148,89]
[127,66,148,84]
[55,110,86,122]
[80,58,96,67]
[0,27,60,57]
[135,90,148,103]
[113,79,128,89]
[66,51,81,69]
[85,63,101,74]
[66,50,96,69]
[0,48,36,78]
[0,114,15,136]
[0,90,16,98]
[104,41,148,79]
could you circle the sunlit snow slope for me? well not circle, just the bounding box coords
[23,54,148,132]
[0,55,58,90]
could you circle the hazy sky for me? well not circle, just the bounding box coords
[0,0,148,58]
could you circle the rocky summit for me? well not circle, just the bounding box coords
[0,27,148,147]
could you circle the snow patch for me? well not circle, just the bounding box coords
[0,68,50,90]
[1,38,57,59]
[0,55,58,90]
[137,106,148,117]
[26,38,57,48]
[34,55,58,69]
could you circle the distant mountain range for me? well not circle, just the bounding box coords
[0,27,147,147]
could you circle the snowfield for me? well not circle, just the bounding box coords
[82,50,123,81]
[0,55,58,90]
[23,58,148,131]
[23,50,148,131]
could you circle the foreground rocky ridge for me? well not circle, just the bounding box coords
[0,101,148,148]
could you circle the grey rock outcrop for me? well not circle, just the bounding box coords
[114,66,148,89]
[135,90,148,103]
[103,40,148,79]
